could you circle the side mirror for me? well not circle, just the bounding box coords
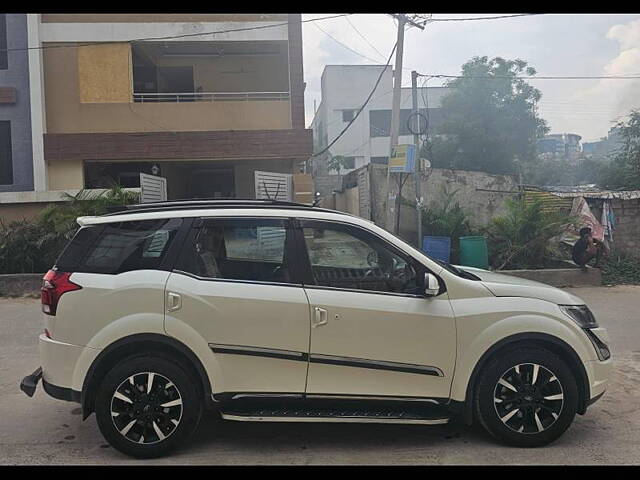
[424,273,439,297]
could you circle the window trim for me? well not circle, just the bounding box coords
[0,120,13,185]
[295,219,435,297]
[173,216,305,287]
[0,14,7,70]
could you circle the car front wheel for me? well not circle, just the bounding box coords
[475,347,579,447]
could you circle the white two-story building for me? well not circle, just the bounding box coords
[310,65,448,195]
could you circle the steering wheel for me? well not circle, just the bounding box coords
[386,259,414,292]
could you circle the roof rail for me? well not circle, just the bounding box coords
[102,198,345,217]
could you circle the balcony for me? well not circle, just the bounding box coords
[44,39,293,134]
[133,91,289,103]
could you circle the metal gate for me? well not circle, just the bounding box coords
[254,171,293,202]
[139,173,167,203]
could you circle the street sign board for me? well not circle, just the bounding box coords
[389,144,416,173]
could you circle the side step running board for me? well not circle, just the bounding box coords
[220,409,449,425]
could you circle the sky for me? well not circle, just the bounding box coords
[301,13,640,142]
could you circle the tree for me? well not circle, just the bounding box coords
[598,109,640,189]
[523,156,609,187]
[326,154,352,179]
[422,56,549,175]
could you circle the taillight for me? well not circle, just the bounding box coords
[41,270,82,316]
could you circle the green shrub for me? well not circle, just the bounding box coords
[601,251,640,285]
[0,219,58,274]
[485,197,574,270]
[0,186,139,274]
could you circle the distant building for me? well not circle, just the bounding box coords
[310,65,447,195]
[537,133,582,160]
[582,127,624,157]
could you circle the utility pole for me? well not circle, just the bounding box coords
[384,15,406,233]
[411,70,423,249]
[384,14,425,233]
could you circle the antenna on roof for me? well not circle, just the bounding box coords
[262,180,272,200]
[273,180,281,201]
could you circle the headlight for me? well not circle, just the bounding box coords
[559,305,599,329]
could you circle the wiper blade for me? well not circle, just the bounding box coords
[434,259,480,280]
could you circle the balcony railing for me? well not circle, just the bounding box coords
[133,91,290,103]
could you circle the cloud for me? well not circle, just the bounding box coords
[607,19,640,50]
[560,18,640,138]
[303,14,640,141]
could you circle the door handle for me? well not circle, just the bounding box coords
[313,307,328,328]
[167,292,182,312]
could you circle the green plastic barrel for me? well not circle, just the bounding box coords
[459,236,489,270]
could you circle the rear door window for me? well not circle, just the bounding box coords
[176,218,298,284]
[56,218,183,274]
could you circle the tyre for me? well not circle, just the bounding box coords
[474,347,578,447]
[95,354,203,458]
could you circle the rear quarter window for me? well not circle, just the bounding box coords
[55,218,183,274]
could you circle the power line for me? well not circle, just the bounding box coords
[427,14,540,22]
[419,73,640,80]
[314,22,382,64]
[344,16,387,62]
[311,42,398,158]
[1,14,351,53]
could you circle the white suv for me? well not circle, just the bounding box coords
[21,199,611,458]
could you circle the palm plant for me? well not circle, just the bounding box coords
[486,196,574,270]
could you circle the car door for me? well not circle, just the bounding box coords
[164,216,311,395]
[297,219,456,401]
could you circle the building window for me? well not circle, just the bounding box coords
[0,121,13,185]
[341,156,356,169]
[84,161,153,189]
[369,108,433,137]
[342,109,356,122]
[371,156,389,165]
[0,14,7,70]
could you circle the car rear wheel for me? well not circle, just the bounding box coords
[474,347,579,447]
[95,355,202,458]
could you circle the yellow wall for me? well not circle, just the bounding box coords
[43,43,292,133]
[48,158,84,190]
[78,44,132,103]
[0,203,56,223]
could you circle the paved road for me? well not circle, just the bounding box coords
[1,286,639,465]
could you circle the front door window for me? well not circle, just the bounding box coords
[301,224,420,295]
